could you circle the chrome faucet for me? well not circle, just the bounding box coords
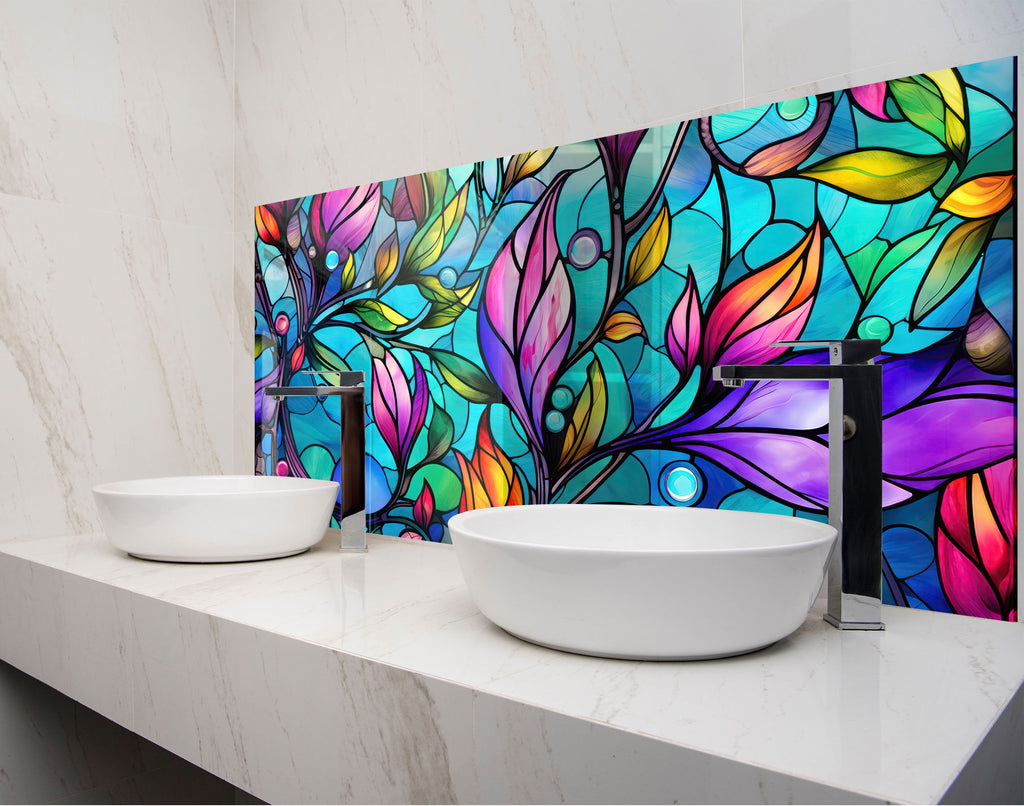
[265,371,367,553]
[713,339,884,630]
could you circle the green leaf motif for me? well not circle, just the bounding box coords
[866,224,942,299]
[423,407,454,465]
[348,299,409,333]
[415,275,479,329]
[911,217,996,327]
[307,333,350,373]
[799,150,949,202]
[255,332,275,360]
[844,240,888,299]
[401,180,469,275]
[299,444,336,484]
[960,131,1013,185]
[428,349,500,404]
[889,69,968,166]
[407,463,462,513]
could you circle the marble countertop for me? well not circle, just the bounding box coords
[0,531,1022,804]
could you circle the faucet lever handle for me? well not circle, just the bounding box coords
[772,339,881,365]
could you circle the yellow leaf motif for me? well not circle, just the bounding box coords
[502,148,556,191]
[604,311,645,341]
[799,150,948,202]
[940,174,1014,219]
[374,231,399,287]
[926,69,965,118]
[558,359,607,471]
[626,201,671,289]
[340,253,357,290]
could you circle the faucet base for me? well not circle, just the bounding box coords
[823,614,886,631]
[329,520,368,553]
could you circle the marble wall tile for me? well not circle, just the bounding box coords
[741,0,1024,103]
[232,0,744,224]
[0,0,234,228]
[0,195,234,538]
[1,0,237,541]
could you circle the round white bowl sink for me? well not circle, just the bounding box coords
[448,504,837,661]
[93,475,339,562]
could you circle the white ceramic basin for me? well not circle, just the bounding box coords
[93,475,339,562]
[448,504,837,660]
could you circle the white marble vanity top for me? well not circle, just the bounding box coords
[0,531,1021,804]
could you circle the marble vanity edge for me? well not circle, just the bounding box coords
[0,541,893,804]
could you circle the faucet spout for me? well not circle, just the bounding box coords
[713,339,884,630]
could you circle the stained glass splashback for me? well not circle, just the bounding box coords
[256,57,1017,620]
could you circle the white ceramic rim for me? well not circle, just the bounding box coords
[448,504,837,557]
[92,475,339,497]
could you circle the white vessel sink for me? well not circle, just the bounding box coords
[93,475,339,562]
[448,504,837,660]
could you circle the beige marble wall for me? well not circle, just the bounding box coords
[0,0,236,541]
[0,1,239,801]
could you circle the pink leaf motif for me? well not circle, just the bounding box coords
[702,219,823,372]
[937,458,1016,620]
[479,173,574,443]
[665,271,703,384]
[413,482,435,529]
[851,82,890,120]
[371,351,429,467]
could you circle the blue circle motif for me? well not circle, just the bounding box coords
[544,410,566,433]
[550,386,574,411]
[438,267,458,288]
[662,463,703,505]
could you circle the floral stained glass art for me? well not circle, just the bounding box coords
[256,57,1016,620]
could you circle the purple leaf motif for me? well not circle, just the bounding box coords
[309,184,382,259]
[673,339,1014,510]
[598,129,647,186]
[479,172,574,444]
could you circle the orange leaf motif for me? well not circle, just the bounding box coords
[702,220,823,369]
[455,415,525,511]
[604,310,645,342]
[940,174,1014,218]
[255,205,280,244]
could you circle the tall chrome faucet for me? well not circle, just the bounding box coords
[266,371,367,553]
[713,339,884,630]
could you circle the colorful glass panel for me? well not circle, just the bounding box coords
[256,57,1017,619]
